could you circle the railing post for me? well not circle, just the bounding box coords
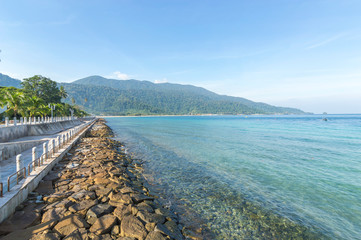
[43,142,48,160]
[16,154,23,173]
[56,136,60,151]
[32,147,37,163]
[20,117,23,125]
[13,117,17,126]
[5,117,9,126]
[52,139,55,154]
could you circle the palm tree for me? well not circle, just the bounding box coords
[59,86,68,99]
[1,87,26,117]
[25,95,45,117]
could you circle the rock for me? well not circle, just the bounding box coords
[164,220,184,240]
[0,220,57,240]
[145,231,168,240]
[86,204,114,219]
[155,223,184,240]
[155,208,178,221]
[95,187,112,197]
[68,199,98,213]
[63,228,89,240]
[131,194,154,204]
[109,192,133,204]
[116,237,136,240]
[35,181,54,195]
[112,225,120,235]
[145,222,156,232]
[41,207,67,223]
[53,214,89,236]
[89,214,117,235]
[68,189,96,202]
[91,233,113,240]
[119,187,134,194]
[120,215,147,240]
[45,199,74,211]
[43,192,73,203]
[113,205,132,221]
[29,231,61,240]
[137,202,154,213]
[137,211,165,224]
[94,177,111,185]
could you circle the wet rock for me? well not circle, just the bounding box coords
[164,220,184,240]
[155,223,184,240]
[120,215,148,240]
[89,214,117,235]
[145,231,168,240]
[87,204,114,219]
[53,214,89,236]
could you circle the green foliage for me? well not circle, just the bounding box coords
[22,75,62,104]
[0,77,86,118]
[62,76,305,115]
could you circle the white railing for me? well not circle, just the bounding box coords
[1,116,78,128]
[0,118,96,196]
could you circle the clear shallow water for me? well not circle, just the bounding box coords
[106,115,361,239]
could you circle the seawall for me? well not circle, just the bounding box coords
[0,120,82,143]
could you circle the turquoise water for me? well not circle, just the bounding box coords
[106,115,361,239]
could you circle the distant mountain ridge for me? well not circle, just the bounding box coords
[0,73,306,115]
[0,73,22,88]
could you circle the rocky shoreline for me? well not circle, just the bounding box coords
[0,119,194,240]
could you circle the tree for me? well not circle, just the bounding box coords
[0,87,26,117]
[59,86,68,99]
[22,75,61,103]
[71,97,75,105]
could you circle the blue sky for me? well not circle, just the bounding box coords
[1,0,361,113]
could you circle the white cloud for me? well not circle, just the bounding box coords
[108,71,131,80]
[154,78,168,84]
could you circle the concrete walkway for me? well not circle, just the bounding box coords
[0,120,91,193]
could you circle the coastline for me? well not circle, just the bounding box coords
[0,119,201,240]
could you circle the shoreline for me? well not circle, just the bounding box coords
[0,119,201,240]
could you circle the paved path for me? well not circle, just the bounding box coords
[0,121,90,193]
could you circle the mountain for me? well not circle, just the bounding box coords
[63,75,305,115]
[0,73,306,115]
[0,73,22,88]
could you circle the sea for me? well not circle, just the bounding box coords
[105,115,361,240]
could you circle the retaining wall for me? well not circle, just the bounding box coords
[0,140,45,162]
[0,120,82,143]
[0,119,96,223]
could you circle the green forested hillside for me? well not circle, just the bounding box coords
[1,73,306,115]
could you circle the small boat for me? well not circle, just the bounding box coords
[322,118,328,121]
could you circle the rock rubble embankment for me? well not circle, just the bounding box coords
[0,120,188,240]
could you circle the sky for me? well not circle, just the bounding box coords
[1,0,361,114]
